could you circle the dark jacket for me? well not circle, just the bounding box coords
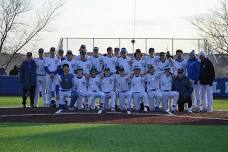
[172,76,193,99]
[199,58,215,85]
[19,60,37,89]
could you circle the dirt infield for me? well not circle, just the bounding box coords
[0,107,228,125]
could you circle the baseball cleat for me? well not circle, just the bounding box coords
[127,111,131,115]
[143,107,148,112]
[55,109,63,114]
[97,109,103,114]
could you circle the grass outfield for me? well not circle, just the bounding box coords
[0,96,227,110]
[0,123,227,152]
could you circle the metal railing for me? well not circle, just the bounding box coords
[58,37,208,55]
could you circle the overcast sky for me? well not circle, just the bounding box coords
[33,0,219,54]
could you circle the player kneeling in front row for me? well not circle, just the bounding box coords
[87,67,105,110]
[55,64,77,113]
[172,68,193,113]
[69,66,90,111]
[145,65,162,112]
[160,66,179,113]
[98,67,116,113]
[115,66,132,114]
[131,66,149,112]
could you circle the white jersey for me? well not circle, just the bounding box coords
[143,55,159,69]
[160,74,173,91]
[61,59,76,74]
[118,57,132,75]
[102,56,117,74]
[74,75,88,92]
[156,59,172,72]
[75,59,92,75]
[101,75,115,93]
[144,73,160,91]
[34,57,46,76]
[172,59,187,75]
[132,59,146,73]
[89,55,104,73]
[88,75,101,92]
[44,56,60,73]
[131,76,146,93]
[115,75,131,92]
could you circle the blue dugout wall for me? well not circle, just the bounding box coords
[0,76,228,97]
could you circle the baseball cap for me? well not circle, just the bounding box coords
[199,51,206,57]
[38,48,44,53]
[160,52,165,56]
[93,47,99,52]
[121,48,127,53]
[149,48,155,52]
[66,50,73,54]
[50,47,55,52]
[133,66,141,71]
[76,66,83,70]
[80,44,86,49]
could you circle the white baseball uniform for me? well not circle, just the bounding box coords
[132,59,146,74]
[118,57,132,75]
[172,59,187,76]
[87,75,105,110]
[102,56,117,74]
[145,73,162,111]
[89,55,104,73]
[131,75,149,111]
[34,57,47,107]
[73,75,90,110]
[101,75,116,110]
[115,74,132,111]
[44,56,61,106]
[156,59,172,76]
[160,74,179,112]
[75,59,92,75]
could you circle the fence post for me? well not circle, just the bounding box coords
[92,38,95,50]
[171,38,174,55]
[145,38,148,54]
[66,38,69,51]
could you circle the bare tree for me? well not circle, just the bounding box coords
[0,0,64,69]
[192,0,228,54]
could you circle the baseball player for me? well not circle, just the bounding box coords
[44,47,61,107]
[172,49,187,76]
[115,66,132,114]
[100,67,116,112]
[75,48,92,76]
[34,48,47,107]
[131,66,149,112]
[132,49,146,74]
[60,50,76,74]
[156,52,173,77]
[87,67,105,110]
[55,64,77,113]
[89,47,104,74]
[117,48,132,75]
[186,50,201,112]
[160,66,179,113]
[143,48,159,71]
[144,64,162,112]
[114,47,121,58]
[70,66,90,110]
[199,51,215,112]
[102,47,118,74]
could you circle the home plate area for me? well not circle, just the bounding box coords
[0,108,228,125]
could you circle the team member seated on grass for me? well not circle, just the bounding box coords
[172,68,193,113]
[144,64,162,112]
[70,66,90,111]
[19,52,37,108]
[115,66,132,114]
[98,67,116,113]
[55,64,77,114]
[160,66,179,113]
[131,66,149,112]
[87,67,105,110]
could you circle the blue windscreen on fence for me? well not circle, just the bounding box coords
[0,76,228,97]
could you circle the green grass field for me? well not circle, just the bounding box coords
[0,96,227,110]
[0,123,228,152]
[0,96,228,152]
